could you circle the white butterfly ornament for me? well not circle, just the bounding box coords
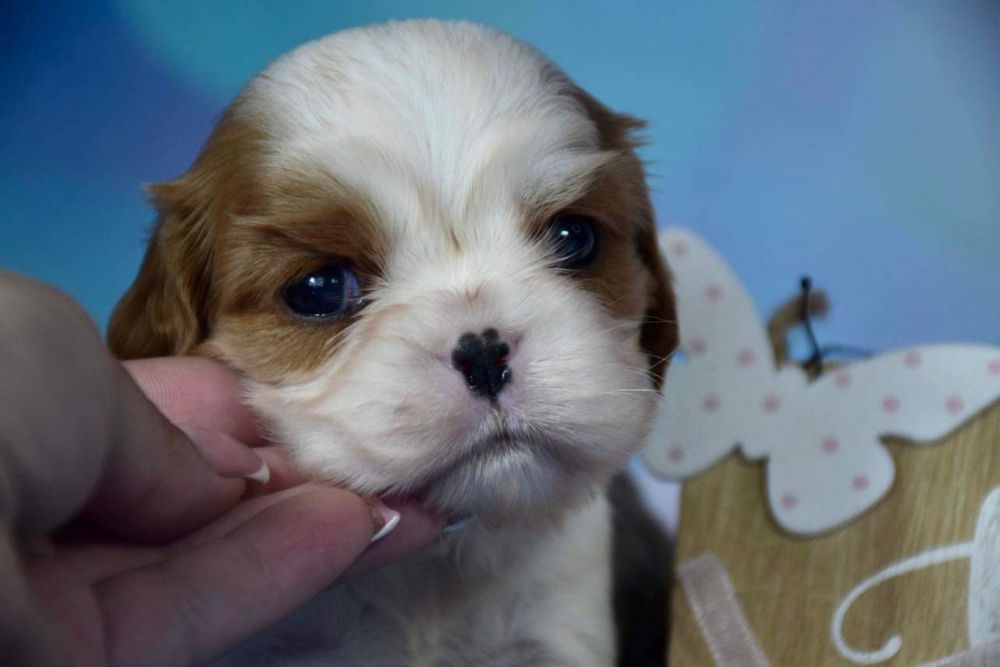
[642,228,1000,535]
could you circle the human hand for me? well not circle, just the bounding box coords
[0,273,443,667]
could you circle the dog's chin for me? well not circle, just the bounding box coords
[387,433,609,528]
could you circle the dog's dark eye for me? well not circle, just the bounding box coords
[283,265,363,318]
[546,214,598,269]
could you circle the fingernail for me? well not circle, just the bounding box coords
[180,425,266,480]
[245,461,271,485]
[369,499,401,543]
[442,517,473,534]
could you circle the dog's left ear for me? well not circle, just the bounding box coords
[571,87,678,388]
[618,152,677,388]
[634,208,678,389]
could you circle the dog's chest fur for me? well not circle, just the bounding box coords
[216,497,614,666]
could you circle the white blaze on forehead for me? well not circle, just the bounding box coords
[245,20,613,243]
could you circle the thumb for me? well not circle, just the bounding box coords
[83,361,248,541]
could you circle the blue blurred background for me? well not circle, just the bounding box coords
[3,0,999,353]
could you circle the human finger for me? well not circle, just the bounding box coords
[123,357,266,448]
[94,486,378,667]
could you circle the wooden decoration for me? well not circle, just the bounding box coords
[669,400,1000,665]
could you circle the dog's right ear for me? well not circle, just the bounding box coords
[107,176,216,359]
[109,108,258,359]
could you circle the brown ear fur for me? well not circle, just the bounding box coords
[634,209,678,389]
[107,184,213,359]
[570,86,679,388]
[108,109,255,359]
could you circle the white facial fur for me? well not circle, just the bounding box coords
[239,21,658,523]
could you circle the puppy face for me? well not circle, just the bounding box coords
[110,21,677,524]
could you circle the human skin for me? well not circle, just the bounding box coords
[0,272,443,667]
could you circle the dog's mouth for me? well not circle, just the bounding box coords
[376,426,544,527]
[470,429,527,457]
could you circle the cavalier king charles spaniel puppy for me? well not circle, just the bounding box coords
[110,20,676,667]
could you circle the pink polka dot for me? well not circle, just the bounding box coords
[689,337,707,356]
[706,284,723,302]
[702,393,721,413]
[763,395,781,414]
[989,359,1000,376]
[904,350,922,368]
[668,446,686,463]
[835,372,852,388]
[822,437,840,454]
[945,395,965,415]
[852,474,870,491]
[738,348,756,367]
[780,494,799,510]
[882,396,901,413]
[671,241,687,256]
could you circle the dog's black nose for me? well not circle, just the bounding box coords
[451,328,511,399]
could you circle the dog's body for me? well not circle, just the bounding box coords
[220,497,615,666]
[111,20,675,666]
